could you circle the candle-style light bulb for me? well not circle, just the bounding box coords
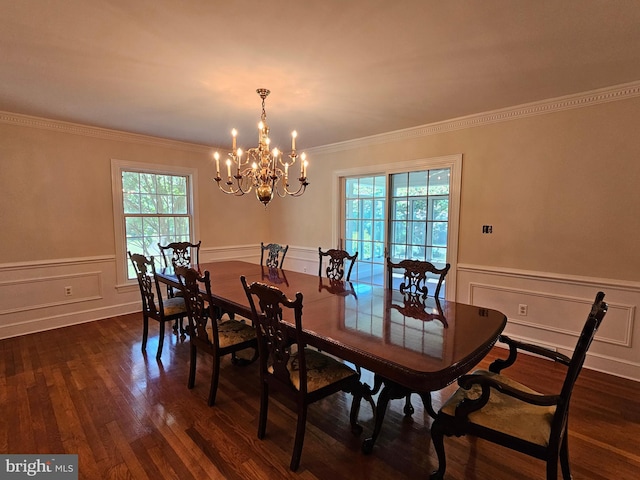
[225,159,232,178]
[291,130,297,151]
[232,128,237,151]
[301,152,307,178]
[214,151,220,176]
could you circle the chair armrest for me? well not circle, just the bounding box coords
[489,335,571,373]
[453,372,560,420]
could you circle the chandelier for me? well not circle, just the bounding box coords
[213,88,309,206]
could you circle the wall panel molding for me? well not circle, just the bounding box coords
[457,264,640,382]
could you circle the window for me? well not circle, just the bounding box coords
[111,160,199,286]
[337,155,461,300]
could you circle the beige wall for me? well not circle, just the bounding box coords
[0,120,272,263]
[274,96,640,282]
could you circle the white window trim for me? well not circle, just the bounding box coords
[332,154,462,301]
[111,158,200,289]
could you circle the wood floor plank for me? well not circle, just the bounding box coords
[2,312,639,479]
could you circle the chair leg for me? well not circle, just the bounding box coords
[429,418,447,480]
[257,381,269,439]
[419,392,437,419]
[207,356,221,406]
[403,394,414,416]
[362,383,393,454]
[546,452,559,480]
[156,321,165,359]
[141,315,149,351]
[188,344,197,389]
[290,402,308,471]
[560,432,572,480]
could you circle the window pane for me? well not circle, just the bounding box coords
[125,217,142,237]
[431,221,448,246]
[373,176,386,197]
[391,173,408,197]
[346,199,359,219]
[428,169,450,195]
[362,199,373,220]
[173,195,187,214]
[411,199,427,221]
[123,193,140,214]
[140,173,156,194]
[432,198,449,221]
[140,194,157,214]
[157,175,172,195]
[175,217,190,235]
[122,171,139,192]
[408,170,428,196]
[346,220,358,240]
[392,200,408,221]
[345,178,358,198]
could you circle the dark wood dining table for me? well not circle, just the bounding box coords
[156,260,507,452]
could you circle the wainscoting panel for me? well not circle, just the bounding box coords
[0,256,139,339]
[458,264,640,381]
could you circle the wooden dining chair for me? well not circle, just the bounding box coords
[175,266,257,406]
[241,276,362,471]
[361,258,452,453]
[318,247,358,281]
[429,291,608,480]
[128,252,188,359]
[260,242,288,269]
[157,240,202,333]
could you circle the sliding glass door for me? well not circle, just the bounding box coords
[340,158,459,298]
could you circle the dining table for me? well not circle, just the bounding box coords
[156,260,507,452]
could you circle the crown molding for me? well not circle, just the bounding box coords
[0,111,212,153]
[309,80,640,155]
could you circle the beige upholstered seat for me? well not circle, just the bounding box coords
[269,347,358,393]
[440,369,556,447]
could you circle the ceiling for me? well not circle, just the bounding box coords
[2,0,640,150]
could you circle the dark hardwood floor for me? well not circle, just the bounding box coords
[2,312,639,479]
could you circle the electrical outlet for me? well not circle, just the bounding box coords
[518,304,528,316]
[303,266,307,273]
[65,286,73,296]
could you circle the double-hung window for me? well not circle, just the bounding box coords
[111,160,199,286]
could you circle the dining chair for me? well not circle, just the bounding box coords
[260,242,288,269]
[175,266,257,406]
[128,252,188,359]
[361,258,451,453]
[241,276,363,471]
[157,240,202,333]
[429,291,608,480]
[318,247,358,281]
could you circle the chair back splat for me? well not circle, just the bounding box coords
[260,242,289,269]
[158,240,201,269]
[387,258,450,299]
[241,276,362,471]
[318,247,358,281]
[429,291,608,480]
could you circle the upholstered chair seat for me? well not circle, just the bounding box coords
[440,369,556,447]
[162,296,189,316]
[206,320,256,349]
[268,348,357,393]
